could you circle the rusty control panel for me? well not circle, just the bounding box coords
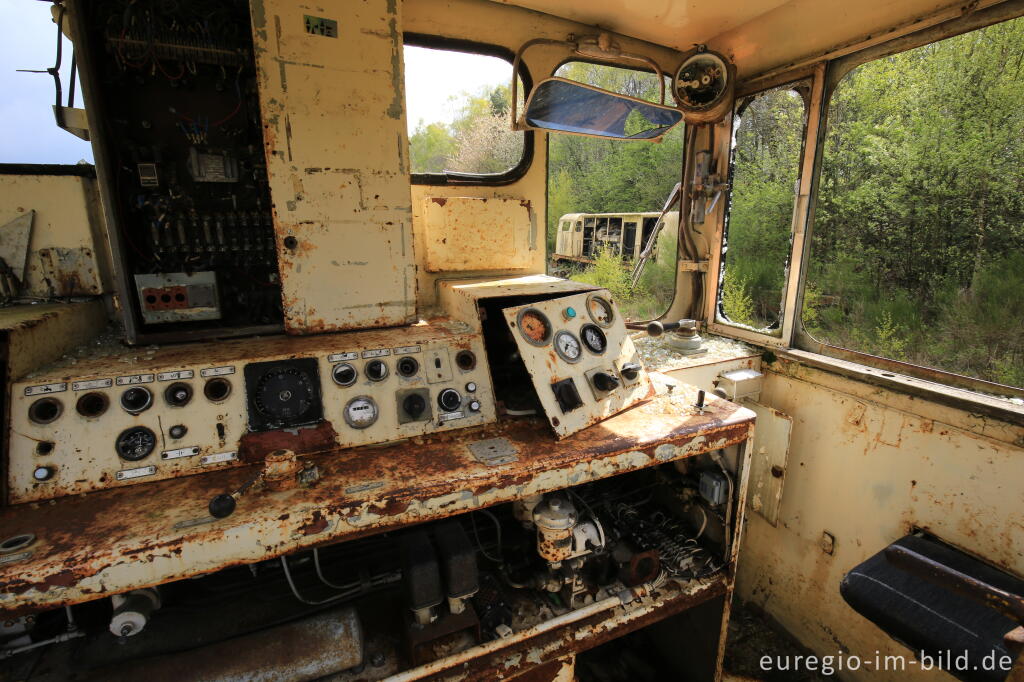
[8,324,494,503]
[504,289,650,438]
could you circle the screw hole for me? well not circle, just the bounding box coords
[283,236,298,250]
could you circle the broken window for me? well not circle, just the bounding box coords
[717,84,807,335]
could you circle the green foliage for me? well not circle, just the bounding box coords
[720,268,755,327]
[408,84,522,174]
[800,17,1024,386]
[546,62,683,320]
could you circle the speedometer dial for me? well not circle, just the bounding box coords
[554,330,582,363]
[586,295,615,327]
[254,367,317,424]
[517,308,553,346]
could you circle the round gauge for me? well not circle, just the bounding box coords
[344,396,379,429]
[517,308,552,346]
[365,359,389,382]
[253,367,317,423]
[580,324,608,354]
[586,295,615,328]
[553,330,582,363]
[332,363,357,387]
[116,426,157,462]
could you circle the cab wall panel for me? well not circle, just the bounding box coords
[737,366,1024,680]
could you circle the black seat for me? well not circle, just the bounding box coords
[841,534,1023,682]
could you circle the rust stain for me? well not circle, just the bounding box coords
[299,510,329,536]
[430,197,448,206]
[239,422,339,462]
[0,394,754,617]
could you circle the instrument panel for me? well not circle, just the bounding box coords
[8,327,495,503]
[503,289,651,438]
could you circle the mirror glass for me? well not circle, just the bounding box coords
[524,78,682,140]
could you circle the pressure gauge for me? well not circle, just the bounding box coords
[116,426,157,461]
[343,396,379,429]
[517,308,552,346]
[580,324,607,354]
[586,295,615,327]
[554,330,582,363]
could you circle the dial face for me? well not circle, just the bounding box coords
[116,426,157,462]
[554,330,582,363]
[332,363,357,387]
[580,324,607,354]
[344,396,379,429]
[254,368,317,423]
[586,295,615,327]
[517,308,552,346]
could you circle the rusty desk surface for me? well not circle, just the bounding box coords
[0,389,754,616]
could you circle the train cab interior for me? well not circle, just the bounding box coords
[0,0,1021,680]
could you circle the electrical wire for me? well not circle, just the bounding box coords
[469,509,503,564]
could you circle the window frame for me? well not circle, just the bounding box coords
[788,24,1024,401]
[705,74,819,348]
[403,33,533,186]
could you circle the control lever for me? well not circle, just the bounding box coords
[620,363,642,381]
[646,320,682,337]
[208,470,263,519]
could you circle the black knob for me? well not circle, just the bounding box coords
[209,494,237,519]
[593,372,620,392]
[403,393,426,419]
[366,360,388,382]
[620,363,641,381]
[397,356,419,377]
[168,424,188,439]
[696,389,706,409]
[332,363,357,386]
[437,388,462,412]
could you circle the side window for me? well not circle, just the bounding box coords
[717,84,807,334]
[802,18,1024,388]
[404,42,526,180]
[548,62,683,321]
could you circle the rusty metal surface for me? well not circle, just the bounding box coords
[88,605,363,682]
[0,174,110,299]
[737,366,1024,682]
[252,0,415,334]
[0,388,753,616]
[418,577,729,681]
[7,320,495,503]
[0,301,107,382]
[421,198,537,273]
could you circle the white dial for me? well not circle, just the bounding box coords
[343,396,379,429]
[554,330,582,363]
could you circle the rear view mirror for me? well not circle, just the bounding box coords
[522,78,682,141]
